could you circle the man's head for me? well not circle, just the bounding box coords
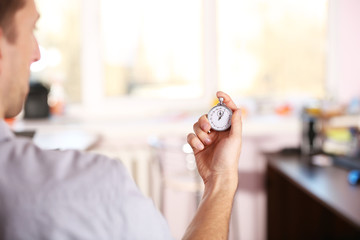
[0,0,41,118]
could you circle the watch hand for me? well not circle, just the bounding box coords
[218,111,223,120]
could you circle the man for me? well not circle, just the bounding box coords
[0,0,242,239]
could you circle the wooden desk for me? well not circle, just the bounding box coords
[266,154,360,240]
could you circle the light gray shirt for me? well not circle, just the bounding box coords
[0,120,173,240]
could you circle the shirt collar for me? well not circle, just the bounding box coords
[0,119,15,141]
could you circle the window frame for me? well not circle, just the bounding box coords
[80,0,332,116]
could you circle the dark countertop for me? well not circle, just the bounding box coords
[266,154,360,229]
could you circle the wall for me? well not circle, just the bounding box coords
[328,0,360,104]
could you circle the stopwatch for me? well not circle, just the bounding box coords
[208,97,233,131]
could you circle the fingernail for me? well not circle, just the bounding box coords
[197,143,204,150]
[201,123,209,132]
[205,138,211,144]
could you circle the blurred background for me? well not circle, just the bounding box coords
[30,0,329,107]
[8,0,360,239]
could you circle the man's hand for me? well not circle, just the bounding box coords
[187,91,242,188]
[183,91,242,240]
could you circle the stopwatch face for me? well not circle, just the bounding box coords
[208,105,232,131]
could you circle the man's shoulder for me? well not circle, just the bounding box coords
[0,138,173,239]
[0,136,130,192]
[0,136,116,165]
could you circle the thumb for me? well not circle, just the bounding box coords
[230,109,242,138]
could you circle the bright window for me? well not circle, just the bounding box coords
[32,0,328,110]
[100,0,203,99]
[217,0,328,99]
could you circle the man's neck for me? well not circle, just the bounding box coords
[0,105,10,119]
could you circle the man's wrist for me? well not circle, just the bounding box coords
[203,172,238,197]
[183,172,238,240]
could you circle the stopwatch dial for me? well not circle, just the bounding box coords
[208,106,232,131]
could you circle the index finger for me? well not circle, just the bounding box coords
[216,91,238,111]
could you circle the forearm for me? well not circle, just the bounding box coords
[182,174,238,240]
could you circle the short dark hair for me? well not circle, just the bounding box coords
[0,0,26,43]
